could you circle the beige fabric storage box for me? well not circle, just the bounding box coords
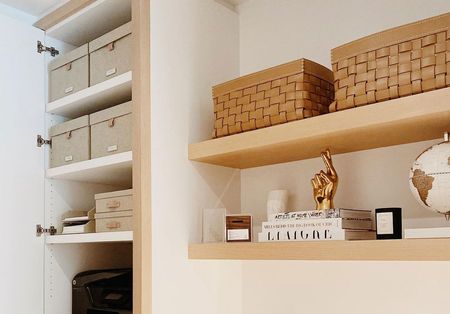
[48,44,89,102]
[49,116,90,168]
[95,189,133,214]
[89,22,132,86]
[90,101,132,158]
[95,211,133,232]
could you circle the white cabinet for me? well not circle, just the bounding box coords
[0,0,146,313]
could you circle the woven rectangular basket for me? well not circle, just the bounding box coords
[212,59,334,138]
[330,13,450,112]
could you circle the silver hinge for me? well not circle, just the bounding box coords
[36,224,57,237]
[37,41,59,57]
[37,135,51,147]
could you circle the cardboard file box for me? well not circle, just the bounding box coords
[49,115,90,168]
[95,189,133,214]
[48,44,89,102]
[95,211,133,232]
[90,101,132,158]
[89,22,132,86]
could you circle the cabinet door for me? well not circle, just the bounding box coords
[0,13,45,314]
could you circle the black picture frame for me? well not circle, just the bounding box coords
[375,207,402,239]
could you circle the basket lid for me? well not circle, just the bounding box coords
[48,44,88,71]
[49,115,89,137]
[213,58,333,97]
[331,12,450,62]
[89,21,132,52]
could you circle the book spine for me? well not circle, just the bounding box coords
[258,227,346,242]
[268,208,372,221]
[268,210,340,221]
[262,218,342,230]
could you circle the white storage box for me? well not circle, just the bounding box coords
[89,22,132,86]
[95,211,133,232]
[49,115,90,168]
[90,101,132,158]
[95,189,133,214]
[48,44,89,102]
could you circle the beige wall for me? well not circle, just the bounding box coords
[238,1,450,313]
[151,1,242,313]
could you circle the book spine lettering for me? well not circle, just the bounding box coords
[262,218,342,230]
[258,227,346,242]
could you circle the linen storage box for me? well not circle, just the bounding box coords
[330,12,450,112]
[90,101,132,158]
[95,189,133,214]
[89,22,132,86]
[48,44,89,102]
[95,211,133,232]
[49,115,90,168]
[212,58,334,138]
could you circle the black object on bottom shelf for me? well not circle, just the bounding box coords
[73,268,132,314]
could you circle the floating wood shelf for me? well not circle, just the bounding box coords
[37,0,131,46]
[189,239,450,261]
[189,87,450,169]
[47,71,132,118]
[46,151,132,187]
[46,231,133,244]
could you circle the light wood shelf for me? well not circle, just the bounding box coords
[46,151,132,186]
[47,71,132,118]
[189,239,450,261]
[39,0,131,46]
[46,231,132,244]
[189,87,450,169]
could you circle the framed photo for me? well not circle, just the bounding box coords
[375,208,402,239]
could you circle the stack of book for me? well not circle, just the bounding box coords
[258,208,376,242]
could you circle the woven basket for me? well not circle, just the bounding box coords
[330,13,450,112]
[212,59,334,138]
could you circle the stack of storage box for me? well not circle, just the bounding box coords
[94,189,133,232]
[47,21,133,168]
[48,22,132,101]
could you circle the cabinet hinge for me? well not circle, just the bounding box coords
[37,41,59,57]
[36,224,56,237]
[37,135,51,147]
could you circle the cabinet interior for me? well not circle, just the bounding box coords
[39,1,134,312]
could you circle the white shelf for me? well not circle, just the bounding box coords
[47,71,132,118]
[46,151,132,186]
[46,0,131,46]
[46,231,133,244]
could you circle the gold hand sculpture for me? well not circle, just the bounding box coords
[311,149,338,210]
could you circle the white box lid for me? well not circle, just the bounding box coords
[48,44,88,71]
[90,101,132,125]
[95,210,133,219]
[95,189,133,200]
[89,21,132,52]
[49,115,89,137]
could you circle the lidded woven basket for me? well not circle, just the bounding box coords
[212,59,334,138]
[330,12,450,112]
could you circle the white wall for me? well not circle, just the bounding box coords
[151,1,242,314]
[237,1,450,313]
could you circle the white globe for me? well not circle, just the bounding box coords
[408,138,450,216]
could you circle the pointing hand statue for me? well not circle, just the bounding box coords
[311,149,338,210]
